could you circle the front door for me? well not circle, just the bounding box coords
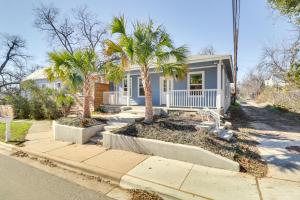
[160,77,172,105]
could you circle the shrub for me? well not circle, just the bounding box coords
[95,105,107,113]
[29,99,45,120]
[5,94,30,119]
[56,94,75,117]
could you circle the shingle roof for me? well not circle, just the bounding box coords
[23,68,48,81]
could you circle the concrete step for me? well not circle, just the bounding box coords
[89,135,103,145]
[104,125,126,131]
[107,121,129,126]
[195,121,216,132]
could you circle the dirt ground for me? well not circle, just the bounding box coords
[238,101,300,181]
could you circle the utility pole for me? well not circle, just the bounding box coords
[232,0,240,103]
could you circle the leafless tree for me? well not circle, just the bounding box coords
[239,69,265,99]
[34,4,107,55]
[198,45,216,55]
[0,34,29,90]
[258,29,300,76]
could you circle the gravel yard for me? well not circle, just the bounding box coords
[115,114,267,177]
[56,117,107,128]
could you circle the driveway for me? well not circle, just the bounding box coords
[241,101,300,182]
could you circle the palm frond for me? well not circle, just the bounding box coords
[170,45,189,62]
[104,39,123,56]
[160,63,188,80]
[111,16,126,35]
[103,62,125,84]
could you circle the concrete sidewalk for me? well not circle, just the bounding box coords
[18,121,300,200]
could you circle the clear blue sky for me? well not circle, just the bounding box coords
[0,0,295,80]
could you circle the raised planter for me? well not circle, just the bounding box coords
[53,121,104,144]
[102,131,240,172]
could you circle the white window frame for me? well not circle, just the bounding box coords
[55,82,62,89]
[138,77,145,97]
[187,71,205,95]
[122,78,132,97]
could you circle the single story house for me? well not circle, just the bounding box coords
[23,68,63,90]
[104,54,233,113]
[264,72,287,87]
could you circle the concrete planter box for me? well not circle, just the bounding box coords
[102,131,240,172]
[53,121,104,144]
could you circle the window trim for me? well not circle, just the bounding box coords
[187,71,205,95]
[55,82,62,89]
[137,77,145,97]
[122,77,132,97]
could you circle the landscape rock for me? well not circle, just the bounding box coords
[224,121,232,129]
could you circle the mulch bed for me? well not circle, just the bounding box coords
[56,117,107,128]
[115,114,268,177]
[130,189,163,200]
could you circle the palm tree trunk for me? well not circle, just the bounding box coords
[83,77,91,118]
[142,70,153,123]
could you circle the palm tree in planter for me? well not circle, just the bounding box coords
[46,49,98,118]
[104,16,189,123]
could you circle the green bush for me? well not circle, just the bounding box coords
[5,94,30,119]
[95,105,107,113]
[56,94,75,117]
[29,99,45,120]
[5,80,72,120]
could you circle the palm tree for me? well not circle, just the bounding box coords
[46,49,98,118]
[104,16,189,123]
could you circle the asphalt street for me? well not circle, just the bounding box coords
[0,154,113,200]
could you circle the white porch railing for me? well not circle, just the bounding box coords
[103,89,219,109]
[103,91,127,105]
[169,89,218,108]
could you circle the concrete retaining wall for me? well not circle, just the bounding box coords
[102,131,239,172]
[53,121,104,144]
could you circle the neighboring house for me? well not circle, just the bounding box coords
[23,68,110,111]
[264,72,287,87]
[23,68,63,90]
[103,54,233,114]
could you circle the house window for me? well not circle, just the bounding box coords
[56,82,61,89]
[188,72,204,95]
[41,84,46,88]
[122,78,132,96]
[138,78,145,97]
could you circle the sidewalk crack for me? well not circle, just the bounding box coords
[179,164,194,190]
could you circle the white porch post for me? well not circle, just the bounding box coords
[216,61,222,110]
[166,79,170,108]
[222,64,225,108]
[126,73,130,106]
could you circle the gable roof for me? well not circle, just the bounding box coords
[23,68,48,81]
[127,54,234,82]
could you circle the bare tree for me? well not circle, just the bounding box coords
[0,34,29,90]
[198,45,216,55]
[239,69,265,99]
[258,30,300,77]
[34,4,107,55]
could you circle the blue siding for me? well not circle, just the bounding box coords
[111,64,219,106]
[173,66,217,90]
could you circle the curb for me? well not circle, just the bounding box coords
[0,141,14,151]
[0,142,121,185]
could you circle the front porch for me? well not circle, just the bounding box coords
[101,59,232,113]
[102,89,222,110]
